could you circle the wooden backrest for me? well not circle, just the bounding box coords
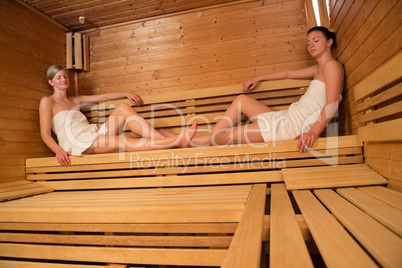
[83,79,310,135]
[354,52,402,142]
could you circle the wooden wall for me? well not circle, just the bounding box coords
[0,0,73,183]
[80,0,313,97]
[329,0,401,190]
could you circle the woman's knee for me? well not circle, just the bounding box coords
[115,103,137,115]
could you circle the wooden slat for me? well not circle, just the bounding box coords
[0,222,238,234]
[358,100,402,123]
[31,171,282,191]
[0,181,53,202]
[0,260,107,268]
[66,32,73,69]
[0,232,232,248]
[356,83,402,112]
[221,184,266,268]
[282,164,387,190]
[87,79,311,110]
[293,190,378,268]
[358,118,402,142]
[315,188,402,268]
[269,183,313,267]
[0,243,226,267]
[26,135,362,168]
[0,185,249,223]
[26,146,361,174]
[354,46,402,101]
[74,32,83,70]
[337,187,402,237]
[358,186,402,210]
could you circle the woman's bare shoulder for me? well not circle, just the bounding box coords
[324,59,343,72]
[39,96,55,110]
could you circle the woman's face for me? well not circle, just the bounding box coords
[307,31,333,58]
[49,69,69,90]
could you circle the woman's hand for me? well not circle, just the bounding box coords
[242,78,260,93]
[126,93,143,106]
[55,149,72,166]
[294,131,319,153]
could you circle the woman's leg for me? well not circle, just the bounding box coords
[187,95,271,146]
[85,120,198,154]
[190,121,264,147]
[211,94,273,132]
[105,103,165,139]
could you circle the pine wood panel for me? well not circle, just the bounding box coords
[330,0,401,135]
[22,0,247,31]
[80,0,309,96]
[0,0,72,183]
[364,142,402,192]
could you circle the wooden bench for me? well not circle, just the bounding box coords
[267,52,402,267]
[24,79,364,191]
[0,78,396,267]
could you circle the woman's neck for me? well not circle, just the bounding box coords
[316,51,335,66]
[52,89,68,101]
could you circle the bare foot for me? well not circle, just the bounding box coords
[159,129,174,138]
[179,120,198,148]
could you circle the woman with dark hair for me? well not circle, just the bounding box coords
[40,65,197,166]
[170,26,343,152]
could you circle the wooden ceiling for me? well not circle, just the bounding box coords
[21,0,243,32]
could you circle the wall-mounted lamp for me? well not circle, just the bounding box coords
[66,32,90,71]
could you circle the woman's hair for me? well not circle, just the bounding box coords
[307,26,337,48]
[46,65,65,81]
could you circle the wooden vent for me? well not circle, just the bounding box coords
[66,32,89,71]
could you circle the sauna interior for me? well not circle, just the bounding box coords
[0,0,401,267]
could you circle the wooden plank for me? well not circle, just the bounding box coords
[0,243,226,267]
[0,184,53,202]
[282,164,387,190]
[74,32,83,70]
[293,190,378,268]
[281,163,371,176]
[26,146,361,174]
[83,34,90,71]
[358,100,402,123]
[356,83,402,112]
[337,187,402,237]
[221,184,266,268]
[358,186,402,210]
[26,135,362,167]
[354,51,402,101]
[315,188,402,268]
[358,118,402,142]
[0,186,248,223]
[30,171,283,191]
[269,183,313,267]
[0,232,232,248]
[66,32,73,69]
[0,222,238,234]
[0,260,106,268]
[87,79,311,110]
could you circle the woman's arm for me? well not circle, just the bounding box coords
[74,92,143,106]
[39,97,72,166]
[243,65,318,92]
[294,61,344,152]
